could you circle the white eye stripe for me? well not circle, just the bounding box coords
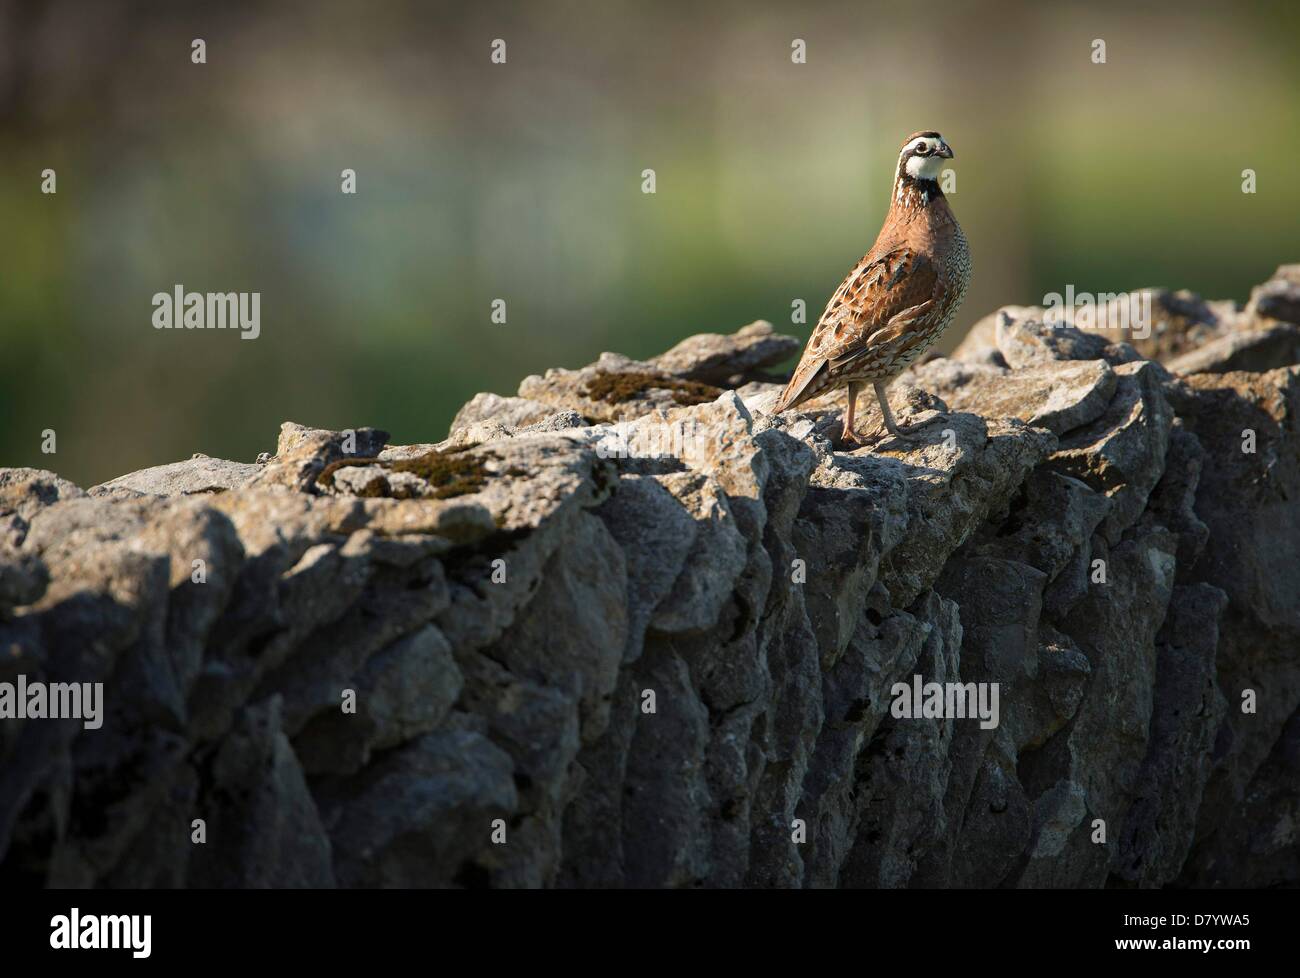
[898,136,938,163]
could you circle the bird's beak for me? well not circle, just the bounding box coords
[937,142,954,159]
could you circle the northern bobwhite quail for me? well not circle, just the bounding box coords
[775,130,971,444]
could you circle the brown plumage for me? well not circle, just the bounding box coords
[775,130,971,444]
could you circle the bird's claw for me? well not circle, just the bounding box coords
[883,428,919,443]
[840,427,869,447]
[887,412,948,440]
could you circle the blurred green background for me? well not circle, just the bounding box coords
[2,0,1297,487]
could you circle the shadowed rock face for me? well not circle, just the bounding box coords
[1,275,1298,890]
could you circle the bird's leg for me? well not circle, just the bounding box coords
[873,381,945,441]
[841,382,867,445]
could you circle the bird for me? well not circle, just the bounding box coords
[774,130,971,445]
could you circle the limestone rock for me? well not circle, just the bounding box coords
[450,392,559,436]
[91,456,262,497]
[2,266,1298,890]
[1164,323,1300,375]
[649,319,800,385]
[1047,360,1174,543]
[903,356,1117,436]
[1248,264,1300,325]
[518,352,724,423]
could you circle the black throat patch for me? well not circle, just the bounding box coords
[893,173,944,210]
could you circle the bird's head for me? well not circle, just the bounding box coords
[896,131,953,184]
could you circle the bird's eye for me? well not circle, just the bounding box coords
[916,144,930,156]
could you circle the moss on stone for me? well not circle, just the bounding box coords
[582,370,721,406]
[316,446,492,499]
[389,447,491,499]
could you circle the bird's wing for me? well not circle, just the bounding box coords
[776,247,940,411]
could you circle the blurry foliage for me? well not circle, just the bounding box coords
[1,0,1298,485]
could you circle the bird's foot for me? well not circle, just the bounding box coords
[842,426,896,451]
[840,425,872,448]
[883,412,948,442]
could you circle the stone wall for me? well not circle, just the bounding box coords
[2,266,1298,887]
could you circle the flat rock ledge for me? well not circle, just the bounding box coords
[3,268,1299,888]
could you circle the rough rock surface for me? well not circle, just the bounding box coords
[2,270,1297,889]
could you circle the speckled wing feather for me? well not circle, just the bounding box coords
[776,246,940,411]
